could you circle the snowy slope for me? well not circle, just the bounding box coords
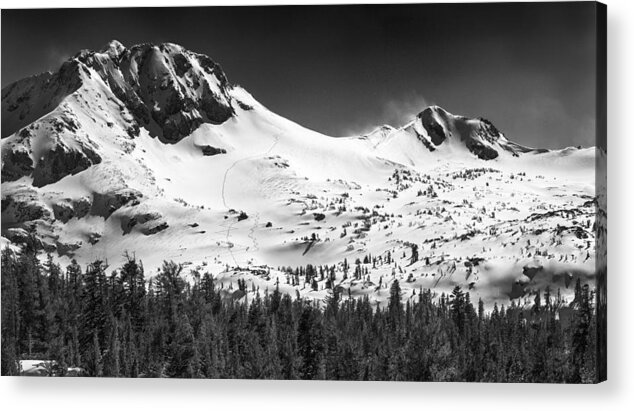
[1,41,603,309]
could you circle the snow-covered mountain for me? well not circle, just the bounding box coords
[1,41,604,308]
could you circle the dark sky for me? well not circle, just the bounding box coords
[2,3,599,149]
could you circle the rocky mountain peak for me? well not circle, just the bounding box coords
[100,39,126,60]
[3,41,239,145]
[412,105,525,160]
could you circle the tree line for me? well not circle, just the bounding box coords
[1,237,599,382]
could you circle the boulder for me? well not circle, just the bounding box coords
[200,145,227,156]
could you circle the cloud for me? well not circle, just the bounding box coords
[45,47,72,71]
[342,92,429,136]
[379,92,430,129]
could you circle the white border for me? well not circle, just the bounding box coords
[1,0,632,410]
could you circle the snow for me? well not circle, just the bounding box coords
[18,360,52,376]
[1,41,603,310]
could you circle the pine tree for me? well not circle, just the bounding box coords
[409,244,419,265]
[119,253,146,330]
[570,283,592,382]
[297,304,324,379]
[478,298,485,322]
[533,290,542,313]
[167,313,200,378]
[544,286,552,311]
[103,314,121,377]
[80,260,108,353]
[450,286,465,333]
[89,330,103,377]
[324,287,340,319]
[1,249,598,382]
[156,261,185,325]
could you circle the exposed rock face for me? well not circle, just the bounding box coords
[4,226,57,252]
[0,40,246,258]
[87,232,102,245]
[2,110,102,187]
[101,40,126,60]
[50,197,91,223]
[52,202,75,223]
[4,227,30,244]
[120,211,162,235]
[522,264,543,280]
[1,189,51,225]
[463,137,499,160]
[91,189,142,219]
[55,240,82,257]
[1,40,240,195]
[453,115,500,160]
[416,106,508,160]
[74,41,236,143]
[142,221,168,235]
[32,142,102,187]
[556,225,590,239]
[1,146,34,181]
[1,60,83,138]
[72,197,92,219]
[419,108,448,146]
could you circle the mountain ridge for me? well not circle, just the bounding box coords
[1,40,600,309]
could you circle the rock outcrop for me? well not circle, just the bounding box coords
[1,188,51,225]
[413,106,538,160]
[32,141,102,187]
[91,188,142,219]
[120,211,163,235]
[74,41,236,143]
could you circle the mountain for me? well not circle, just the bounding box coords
[1,40,602,308]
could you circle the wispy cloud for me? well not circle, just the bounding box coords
[342,92,429,136]
[45,47,71,71]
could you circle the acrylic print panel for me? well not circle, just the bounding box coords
[0,2,606,382]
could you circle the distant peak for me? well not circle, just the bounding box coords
[376,124,396,132]
[365,124,396,138]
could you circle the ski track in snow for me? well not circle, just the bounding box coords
[220,126,282,267]
[248,213,260,254]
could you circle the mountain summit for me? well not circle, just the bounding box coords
[411,106,539,159]
[1,40,553,191]
[3,40,240,143]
